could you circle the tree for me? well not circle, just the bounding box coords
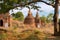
[53,0,59,35]
[11,12,24,21]
[11,13,15,17]
[40,15,46,23]
[0,0,27,13]
[0,0,56,13]
[47,13,53,23]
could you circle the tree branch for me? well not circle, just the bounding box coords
[41,0,55,8]
[24,0,55,8]
[12,0,55,10]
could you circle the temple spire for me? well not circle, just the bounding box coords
[36,11,39,19]
[28,9,32,16]
[35,11,40,27]
[24,8,35,25]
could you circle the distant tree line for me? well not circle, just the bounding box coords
[11,12,24,21]
[40,13,54,23]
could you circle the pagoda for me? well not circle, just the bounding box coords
[24,9,35,26]
[35,11,41,28]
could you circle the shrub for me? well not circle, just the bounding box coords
[0,33,7,40]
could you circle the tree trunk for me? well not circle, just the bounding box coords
[54,0,59,35]
[59,21,60,33]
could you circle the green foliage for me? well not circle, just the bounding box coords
[31,5,41,10]
[40,13,53,23]
[11,13,15,17]
[59,19,60,21]
[0,0,14,13]
[0,0,27,13]
[46,13,53,23]
[34,30,41,34]
[11,12,24,21]
[40,15,47,23]
[0,0,41,13]
[49,0,55,4]
[0,33,7,40]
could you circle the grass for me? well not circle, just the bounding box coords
[0,29,47,40]
[0,32,7,40]
[0,27,60,40]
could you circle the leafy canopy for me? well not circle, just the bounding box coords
[11,12,24,21]
[0,0,56,13]
[0,0,27,13]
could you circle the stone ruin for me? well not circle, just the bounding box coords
[0,12,10,27]
[24,9,41,28]
[0,10,41,28]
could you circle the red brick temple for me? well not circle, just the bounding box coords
[24,9,41,28]
[24,9,35,27]
[35,11,41,27]
[0,12,10,27]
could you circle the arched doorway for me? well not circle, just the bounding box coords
[0,20,3,26]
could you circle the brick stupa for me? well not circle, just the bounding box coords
[24,9,35,27]
[35,11,40,27]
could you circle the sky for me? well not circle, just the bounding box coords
[9,2,60,18]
